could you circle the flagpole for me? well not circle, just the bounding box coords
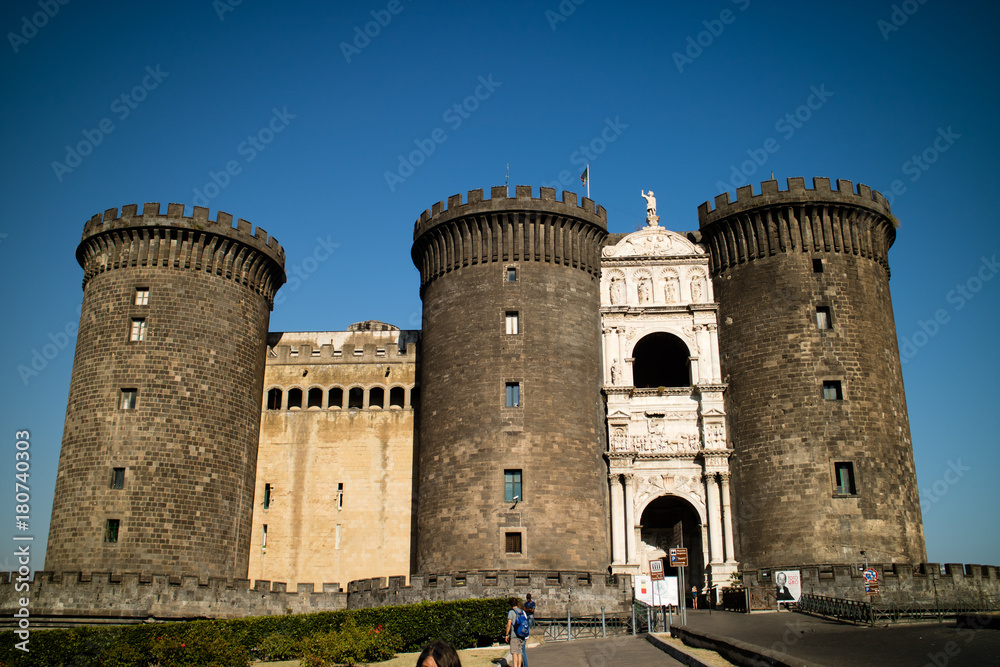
[587,163,591,198]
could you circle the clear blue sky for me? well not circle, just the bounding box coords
[1,1,997,570]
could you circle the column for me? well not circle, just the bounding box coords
[693,324,708,385]
[720,473,736,563]
[616,328,629,386]
[623,473,637,564]
[610,474,625,565]
[704,472,724,564]
[602,328,614,385]
[707,324,721,383]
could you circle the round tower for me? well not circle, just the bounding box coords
[45,203,285,579]
[411,185,609,573]
[696,177,925,569]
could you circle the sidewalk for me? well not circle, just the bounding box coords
[525,635,687,666]
[678,608,1000,666]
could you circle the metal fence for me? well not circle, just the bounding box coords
[533,601,680,642]
[798,593,1000,627]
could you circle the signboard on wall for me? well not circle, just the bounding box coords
[775,570,801,602]
[634,574,679,606]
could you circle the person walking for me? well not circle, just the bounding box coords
[524,593,536,628]
[504,597,527,667]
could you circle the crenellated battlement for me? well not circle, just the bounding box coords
[413,185,607,239]
[76,202,286,307]
[82,202,285,264]
[698,177,892,227]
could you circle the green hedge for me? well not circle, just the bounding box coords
[0,597,509,666]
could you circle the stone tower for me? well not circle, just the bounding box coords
[45,203,285,579]
[411,186,609,573]
[696,177,925,569]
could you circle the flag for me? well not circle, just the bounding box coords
[580,166,589,186]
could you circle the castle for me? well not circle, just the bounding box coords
[30,176,960,618]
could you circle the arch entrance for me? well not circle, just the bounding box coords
[639,495,704,588]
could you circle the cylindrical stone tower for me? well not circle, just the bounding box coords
[412,186,609,573]
[45,202,285,579]
[697,177,925,569]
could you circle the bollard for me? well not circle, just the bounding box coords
[601,606,606,637]
[631,604,636,635]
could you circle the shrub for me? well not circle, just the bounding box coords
[255,631,301,661]
[149,622,250,667]
[298,619,404,667]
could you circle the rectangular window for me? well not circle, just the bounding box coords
[262,524,267,547]
[104,519,120,543]
[111,468,125,489]
[335,524,342,550]
[505,311,519,335]
[129,318,146,341]
[263,483,271,509]
[504,470,523,503]
[834,462,857,495]
[337,482,344,510]
[134,288,149,306]
[816,306,832,330]
[505,532,522,554]
[507,267,517,282]
[505,382,520,408]
[120,388,137,410]
[822,380,843,400]
[813,258,824,273]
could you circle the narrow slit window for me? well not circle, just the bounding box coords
[505,532,522,554]
[104,519,120,543]
[134,288,149,306]
[505,311,519,335]
[261,524,268,547]
[337,483,344,510]
[111,468,125,489]
[834,462,857,495]
[505,382,520,408]
[822,380,843,400]
[129,318,146,341]
[816,306,832,330]
[813,258,824,273]
[120,388,137,410]
[263,483,271,509]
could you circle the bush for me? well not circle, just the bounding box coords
[255,631,301,661]
[298,619,404,667]
[149,622,250,667]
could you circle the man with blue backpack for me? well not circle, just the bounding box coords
[503,596,530,667]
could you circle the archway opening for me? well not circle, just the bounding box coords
[632,333,690,388]
[639,495,704,589]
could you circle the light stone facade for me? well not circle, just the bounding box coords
[248,324,419,589]
[600,217,737,591]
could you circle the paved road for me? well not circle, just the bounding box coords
[682,609,1000,666]
[525,635,685,666]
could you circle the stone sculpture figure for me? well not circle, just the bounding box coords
[610,276,625,305]
[641,190,657,218]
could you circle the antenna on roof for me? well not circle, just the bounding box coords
[505,163,509,188]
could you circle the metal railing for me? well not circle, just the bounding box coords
[533,601,681,642]
[799,593,1000,627]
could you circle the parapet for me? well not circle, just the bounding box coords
[81,202,285,268]
[413,185,608,239]
[698,177,892,228]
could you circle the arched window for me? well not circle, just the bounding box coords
[348,387,364,409]
[287,388,303,409]
[389,387,405,408]
[632,333,691,388]
[307,387,323,408]
[369,387,384,409]
[266,388,282,410]
[328,387,343,409]
[410,386,420,410]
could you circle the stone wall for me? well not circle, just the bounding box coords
[739,563,1000,604]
